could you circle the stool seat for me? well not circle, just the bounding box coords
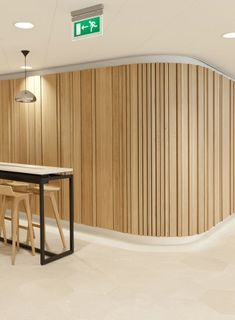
[5,191,33,198]
[33,185,60,192]
[5,181,30,188]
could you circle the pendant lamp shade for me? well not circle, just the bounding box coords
[15,89,36,103]
[15,50,36,103]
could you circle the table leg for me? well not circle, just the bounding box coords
[39,181,45,265]
[69,175,74,253]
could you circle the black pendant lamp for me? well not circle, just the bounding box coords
[15,50,36,103]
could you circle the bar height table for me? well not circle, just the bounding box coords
[0,162,74,265]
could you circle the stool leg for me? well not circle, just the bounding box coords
[12,199,18,265]
[0,196,7,243]
[24,197,35,256]
[17,210,20,251]
[25,195,36,246]
[50,192,66,249]
[29,194,36,239]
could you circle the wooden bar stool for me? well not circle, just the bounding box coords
[31,184,66,249]
[0,185,35,265]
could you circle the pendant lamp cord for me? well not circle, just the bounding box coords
[24,54,26,92]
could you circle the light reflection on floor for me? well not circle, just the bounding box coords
[1,217,235,320]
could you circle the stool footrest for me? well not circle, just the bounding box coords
[4,216,40,229]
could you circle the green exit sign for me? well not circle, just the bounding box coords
[73,16,103,40]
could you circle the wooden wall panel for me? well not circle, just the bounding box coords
[159,64,165,236]
[168,64,177,236]
[72,71,82,224]
[0,81,9,162]
[142,64,148,235]
[151,63,156,236]
[177,64,182,236]
[180,64,189,236]
[197,66,205,233]
[189,65,198,235]
[121,66,128,234]
[214,73,222,225]
[112,67,122,232]
[222,77,231,219]
[41,75,58,167]
[137,64,143,235]
[95,67,113,229]
[0,80,11,162]
[207,70,214,230]
[155,64,161,236]
[41,75,59,218]
[147,64,152,236]
[164,64,169,236]
[58,73,73,221]
[1,62,235,237]
[130,64,139,235]
[80,70,94,226]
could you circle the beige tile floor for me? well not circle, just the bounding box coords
[1,217,235,320]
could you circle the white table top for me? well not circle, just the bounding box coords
[0,162,73,176]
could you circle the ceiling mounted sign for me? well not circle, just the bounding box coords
[71,4,104,40]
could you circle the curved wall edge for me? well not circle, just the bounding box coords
[1,62,234,237]
[40,213,235,251]
[0,54,234,81]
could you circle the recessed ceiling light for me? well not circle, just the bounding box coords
[20,65,32,70]
[14,22,34,29]
[222,32,235,39]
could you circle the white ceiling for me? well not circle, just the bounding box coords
[1,0,235,77]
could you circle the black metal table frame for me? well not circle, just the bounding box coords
[0,170,74,265]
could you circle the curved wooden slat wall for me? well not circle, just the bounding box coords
[0,63,234,236]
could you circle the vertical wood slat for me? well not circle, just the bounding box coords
[222,77,231,219]
[13,79,29,164]
[142,64,148,235]
[197,67,205,233]
[41,75,58,218]
[151,63,156,236]
[80,70,94,226]
[112,66,123,232]
[96,67,113,229]
[164,64,169,236]
[168,64,177,236]
[160,64,165,236]
[0,62,235,237]
[204,69,208,231]
[177,64,182,236]
[230,81,234,214]
[214,73,221,225]
[130,64,139,234]
[180,65,189,236]
[92,69,97,228]
[58,73,73,221]
[0,80,11,162]
[233,83,235,213]
[156,64,161,236]
[147,64,152,235]
[207,70,214,229]
[112,66,120,231]
[72,71,82,224]
[189,65,198,235]
[138,64,143,235]
[126,65,131,233]
[122,66,128,233]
